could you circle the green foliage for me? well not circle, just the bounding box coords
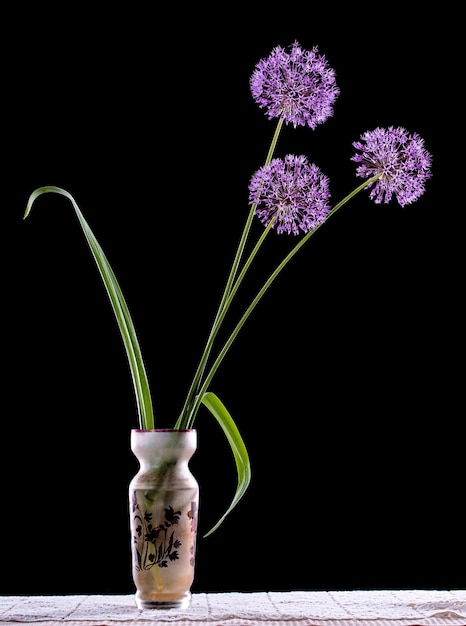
[24,186,155,430]
[200,392,251,538]
[23,157,377,535]
[24,185,252,538]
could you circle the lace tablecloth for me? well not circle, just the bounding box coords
[0,590,465,626]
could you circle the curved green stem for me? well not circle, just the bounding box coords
[186,174,380,424]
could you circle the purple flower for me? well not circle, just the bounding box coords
[351,126,433,207]
[250,41,340,129]
[248,154,331,235]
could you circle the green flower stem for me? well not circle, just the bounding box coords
[175,117,285,429]
[187,174,381,424]
[178,218,277,429]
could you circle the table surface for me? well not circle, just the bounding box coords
[1,590,465,626]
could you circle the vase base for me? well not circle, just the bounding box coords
[135,591,191,610]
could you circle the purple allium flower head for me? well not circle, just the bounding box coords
[250,41,340,129]
[351,126,433,207]
[248,154,331,235]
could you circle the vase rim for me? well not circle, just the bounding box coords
[132,428,196,433]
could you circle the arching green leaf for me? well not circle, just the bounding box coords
[201,391,251,538]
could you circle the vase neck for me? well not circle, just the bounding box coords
[130,429,197,468]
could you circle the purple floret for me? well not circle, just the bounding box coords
[248,154,331,235]
[250,41,340,129]
[351,126,433,206]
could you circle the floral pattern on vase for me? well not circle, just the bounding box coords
[131,497,198,571]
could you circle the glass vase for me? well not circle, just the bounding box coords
[129,429,199,610]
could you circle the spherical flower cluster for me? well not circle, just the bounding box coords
[351,126,433,207]
[248,154,331,235]
[250,40,340,129]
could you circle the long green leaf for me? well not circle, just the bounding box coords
[23,186,155,430]
[200,391,251,538]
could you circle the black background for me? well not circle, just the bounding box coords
[2,3,463,595]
